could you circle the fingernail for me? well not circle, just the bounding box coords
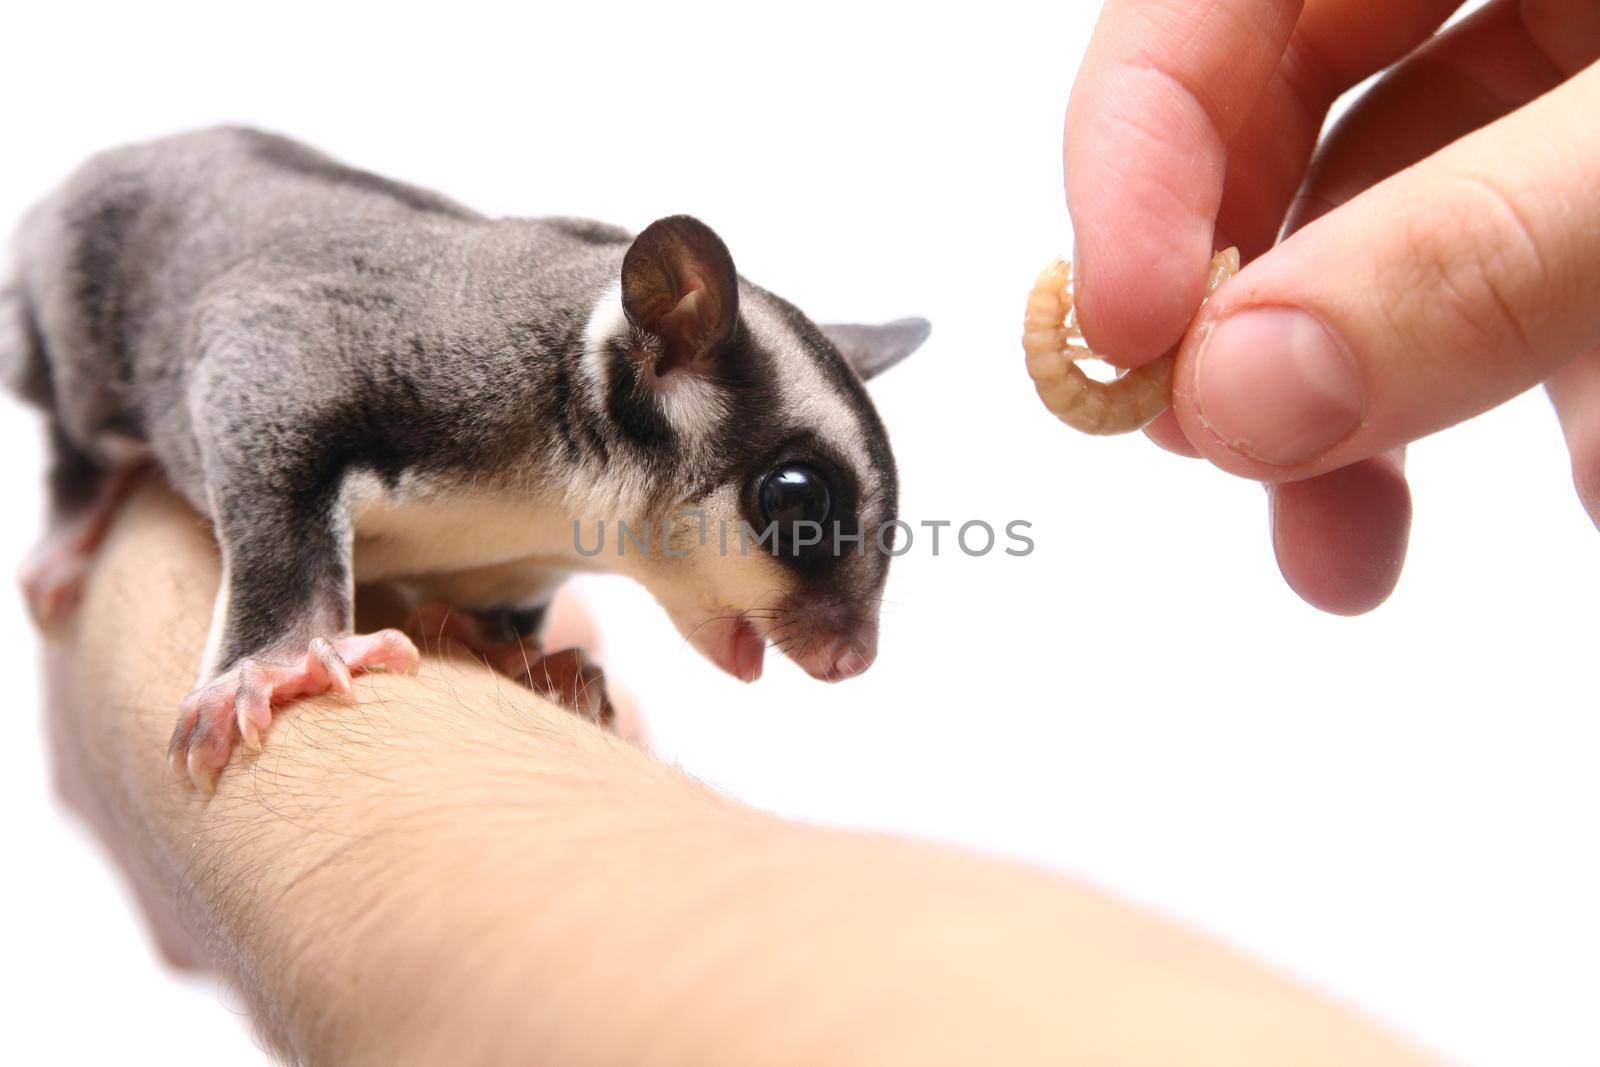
[1195,307,1363,466]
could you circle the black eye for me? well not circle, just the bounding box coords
[759,464,832,533]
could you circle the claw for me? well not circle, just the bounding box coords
[310,637,354,696]
[170,629,426,791]
[235,672,272,754]
[186,748,216,795]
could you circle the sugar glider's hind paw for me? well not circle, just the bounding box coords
[18,534,94,631]
[168,629,421,793]
[20,461,148,632]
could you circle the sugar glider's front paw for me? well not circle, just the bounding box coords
[406,603,615,729]
[168,629,421,792]
[524,647,615,730]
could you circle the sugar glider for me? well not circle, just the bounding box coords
[0,127,927,789]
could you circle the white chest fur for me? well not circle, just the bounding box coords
[342,472,582,582]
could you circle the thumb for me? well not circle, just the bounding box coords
[1170,59,1600,480]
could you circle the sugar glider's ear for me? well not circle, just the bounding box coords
[620,215,739,376]
[820,318,931,381]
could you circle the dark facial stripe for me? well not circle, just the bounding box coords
[747,286,898,517]
[605,335,678,451]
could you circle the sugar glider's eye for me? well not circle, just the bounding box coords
[759,464,832,533]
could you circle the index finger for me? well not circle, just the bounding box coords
[1065,0,1303,366]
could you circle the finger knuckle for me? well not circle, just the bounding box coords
[1383,171,1551,368]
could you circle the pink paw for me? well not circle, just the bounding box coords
[18,536,91,632]
[20,463,148,631]
[168,629,421,792]
[524,647,614,729]
[406,603,614,728]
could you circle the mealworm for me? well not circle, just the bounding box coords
[1023,248,1238,434]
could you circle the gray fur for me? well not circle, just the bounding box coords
[819,319,930,381]
[3,126,928,681]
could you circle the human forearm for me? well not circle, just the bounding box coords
[52,482,1443,1067]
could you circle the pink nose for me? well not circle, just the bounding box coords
[803,643,875,683]
[828,647,874,680]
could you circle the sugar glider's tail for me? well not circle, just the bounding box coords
[0,277,52,408]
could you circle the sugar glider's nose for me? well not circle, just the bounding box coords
[822,645,875,681]
[796,627,878,683]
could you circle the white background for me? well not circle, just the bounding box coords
[2,1,1595,1064]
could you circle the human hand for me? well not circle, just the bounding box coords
[1064,0,1600,612]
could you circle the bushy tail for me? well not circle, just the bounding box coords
[0,278,52,408]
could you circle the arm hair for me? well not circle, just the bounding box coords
[50,482,1444,1067]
